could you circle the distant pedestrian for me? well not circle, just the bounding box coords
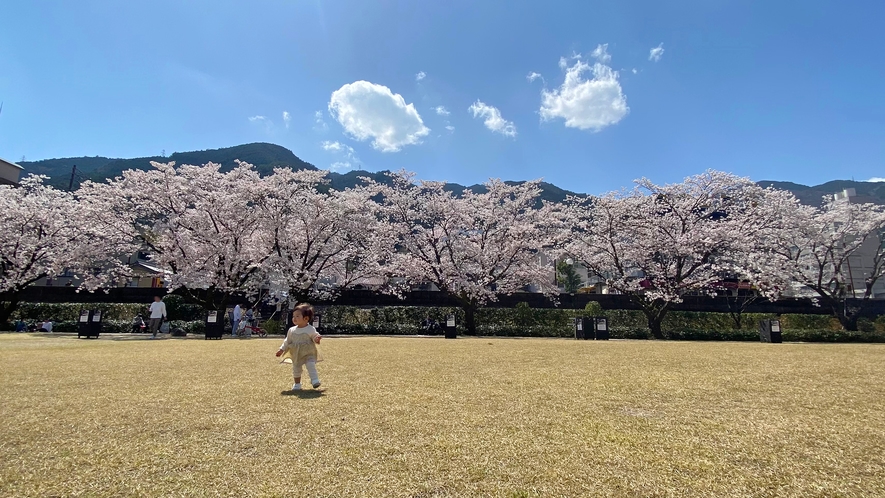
[148,296,167,339]
[232,304,242,337]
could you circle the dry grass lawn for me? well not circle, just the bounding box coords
[1,333,884,497]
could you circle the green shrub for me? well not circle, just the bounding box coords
[161,295,204,321]
[263,319,283,335]
[857,318,876,333]
[782,329,885,343]
[780,314,841,331]
[584,301,603,316]
[667,329,760,341]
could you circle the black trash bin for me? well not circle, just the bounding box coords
[581,317,594,340]
[594,317,609,340]
[759,319,783,343]
[205,310,224,340]
[444,314,457,339]
[77,310,92,338]
[89,310,102,339]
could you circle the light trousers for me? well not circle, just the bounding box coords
[294,359,319,384]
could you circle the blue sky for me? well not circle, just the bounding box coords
[1,0,883,194]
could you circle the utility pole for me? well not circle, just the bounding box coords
[68,164,77,191]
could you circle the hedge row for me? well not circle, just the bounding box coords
[5,301,885,342]
[47,319,206,335]
[9,295,205,322]
[314,304,885,342]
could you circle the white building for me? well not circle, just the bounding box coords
[836,188,885,299]
[0,157,24,185]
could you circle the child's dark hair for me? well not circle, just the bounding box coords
[294,303,315,322]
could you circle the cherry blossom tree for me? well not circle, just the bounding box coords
[767,196,885,330]
[709,186,804,328]
[259,167,389,304]
[370,172,558,334]
[78,161,274,310]
[561,170,797,338]
[0,176,130,323]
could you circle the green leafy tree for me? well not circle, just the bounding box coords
[556,261,582,293]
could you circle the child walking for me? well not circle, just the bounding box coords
[276,303,322,390]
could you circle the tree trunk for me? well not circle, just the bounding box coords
[647,315,665,340]
[835,299,861,331]
[463,303,477,336]
[0,293,22,326]
[724,295,758,330]
[820,294,864,332]
[636,297,669,340]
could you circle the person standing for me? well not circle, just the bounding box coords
[148,296,167,339]
[232,304,242,337]
[276,303,322,390]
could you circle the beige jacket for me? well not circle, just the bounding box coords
[279,325,322,366]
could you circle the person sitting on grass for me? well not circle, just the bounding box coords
[40,319,53,333]
[276,303,322,391]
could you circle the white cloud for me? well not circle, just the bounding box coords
[539,56,629,132]
[867,177,885,182]
[445,125,455,131]
[632,68,638,74]
[527,71,543,83]
[468,100,517,137]
[649,43,664,62]
[321,140,347,152]
[416,71,426,81]
[432,105,450,116]
[282,111,291,129]
[248,115,274,133]
[591,44,611,64]
[321,141,358,171]
[328,80,430,152]
[314,110,328,131]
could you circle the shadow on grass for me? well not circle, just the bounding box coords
[280,389,326,399]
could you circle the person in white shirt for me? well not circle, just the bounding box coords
[148,296,167,339]
[40,319,53,333]
[232,304,242,337]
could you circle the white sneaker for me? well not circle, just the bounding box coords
[292,383,302,391]
[312,381,321,389]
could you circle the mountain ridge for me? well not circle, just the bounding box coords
[17,142,885,206]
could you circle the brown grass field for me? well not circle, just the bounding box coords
[1,333,884,497]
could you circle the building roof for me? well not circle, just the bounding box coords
[0,157,24,170]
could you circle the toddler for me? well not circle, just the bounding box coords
[276,303,322,390]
